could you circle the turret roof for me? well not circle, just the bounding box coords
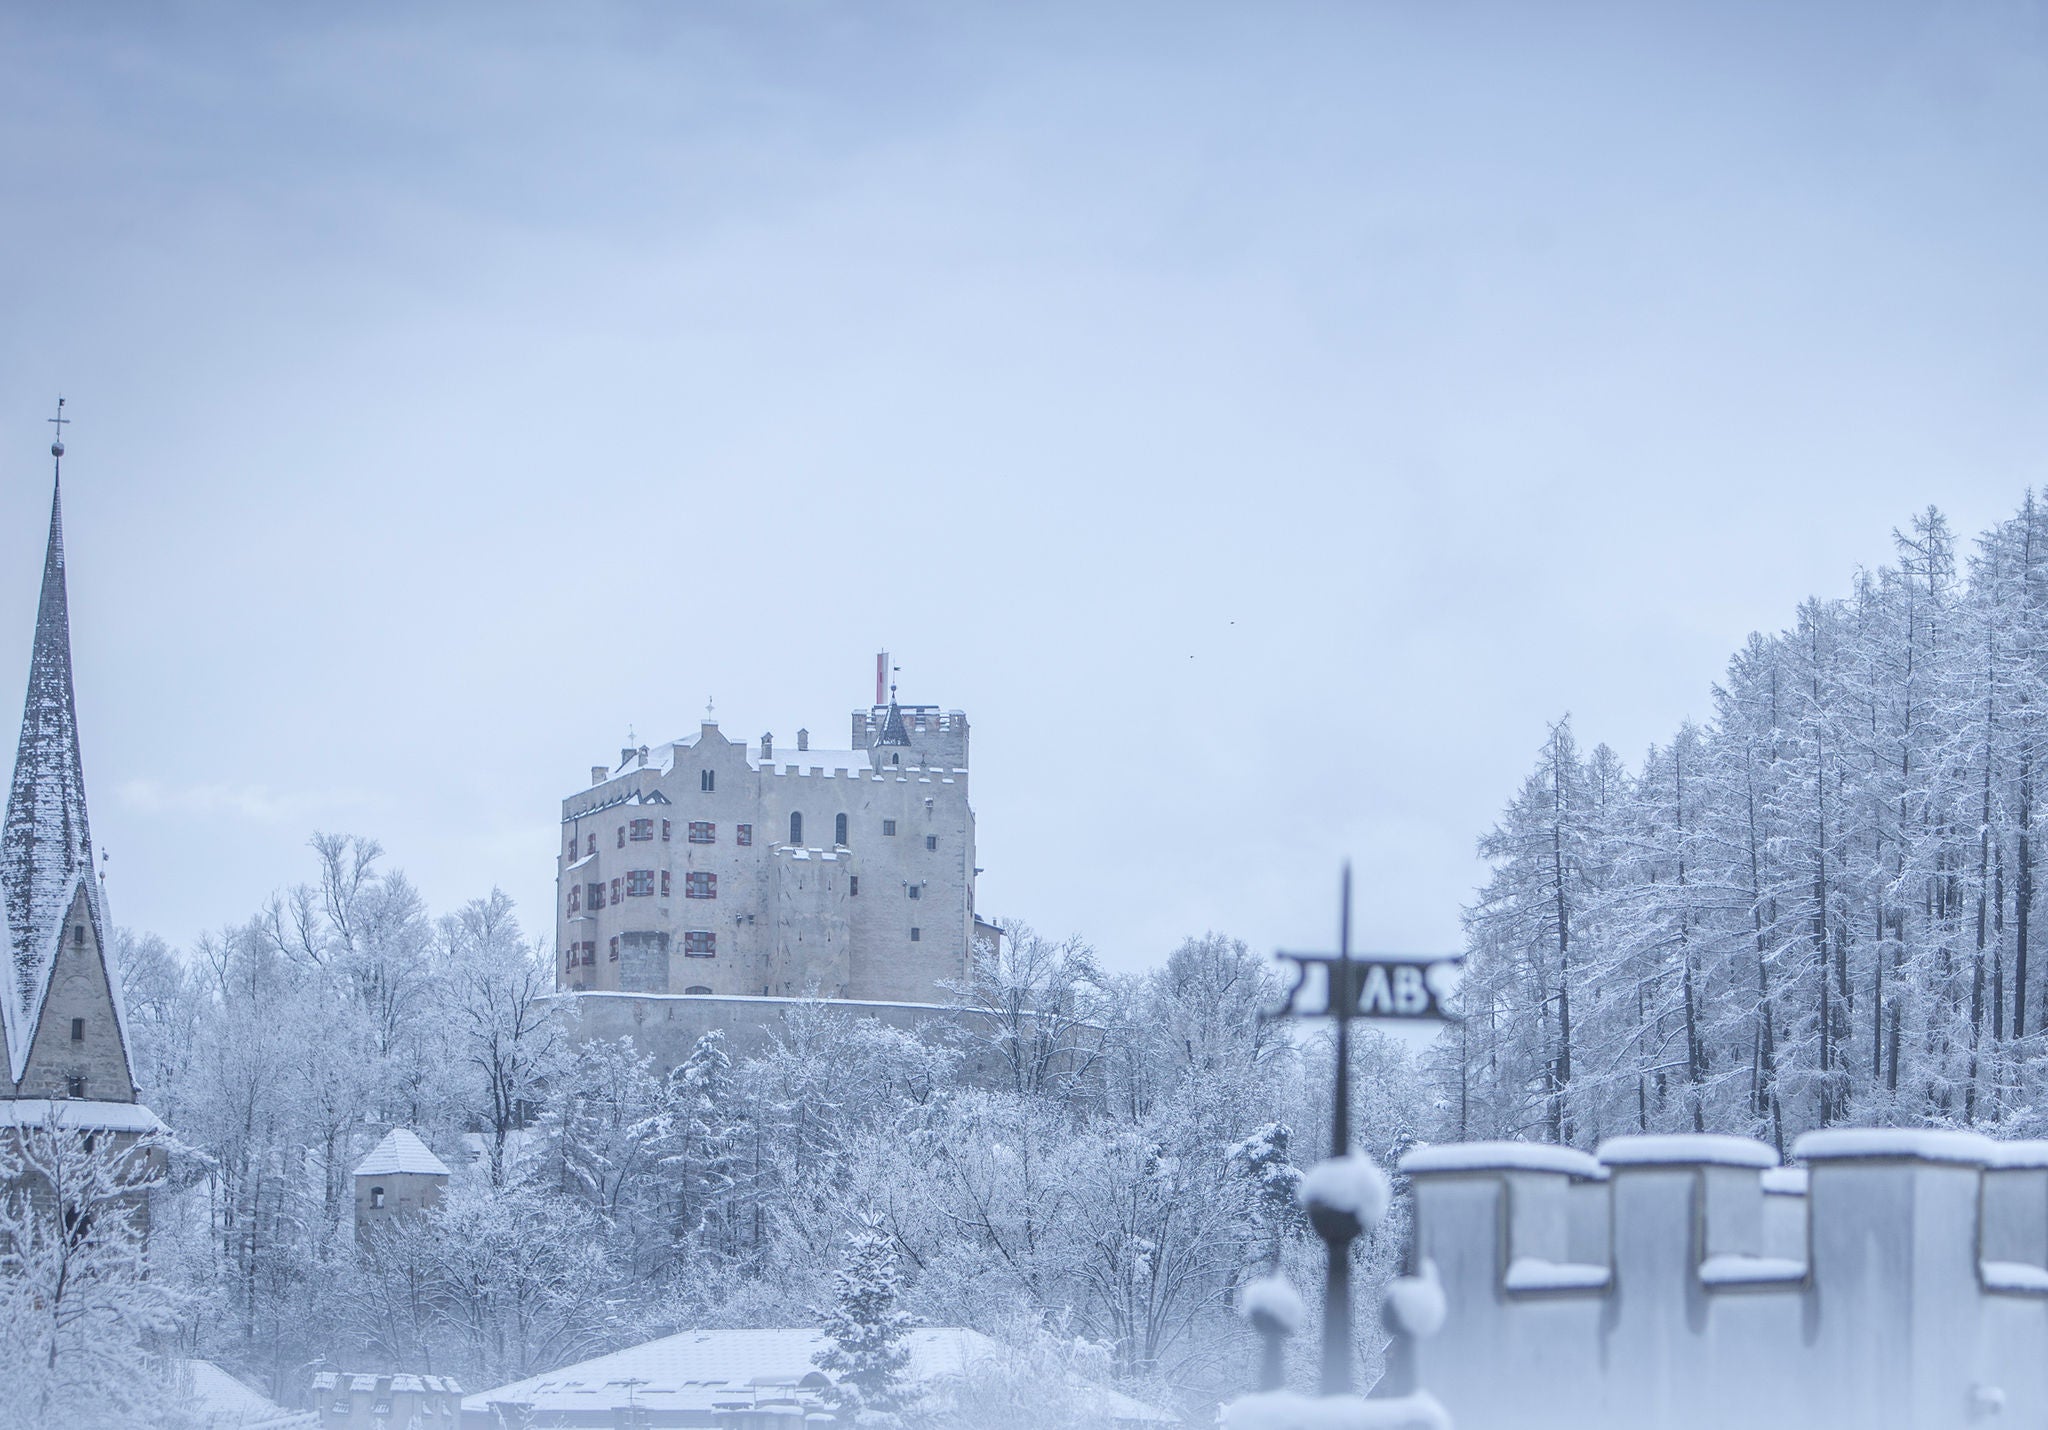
[4,473,93,1012]
[355,1127,452,1178]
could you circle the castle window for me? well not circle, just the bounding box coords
[627,870,655,897]
[891,753,900,765]
[568,885,581,913]
[883,820,897,836]
[73,924,84,945]
[586,881,604,909]
[789,813,803,845]
[584,941,598,965]
[610,936,620,961]
[701,769,715,792]
[909,884,921,899]
[661,870,671,897]
[70,1017,84,1042]
[66,1075,86,1097]
[630,818,654,841]
[737,823,753,846]
[909,927,921,942]
[684,984,712,995]
[685,931,715,957]
[689,821,715,844]
[662,819,672,841]
[686,871,717,899]
[926,835,937,851]
[587,834,596,856]
[371,1187,385,1209]
[835,813,848,846]
[611,877,622,903]
[849,876,859,896]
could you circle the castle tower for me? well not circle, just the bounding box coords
[353,1128,451,1240]
[0,413,147,1113]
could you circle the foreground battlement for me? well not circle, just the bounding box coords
[1399,1129,2048,1429]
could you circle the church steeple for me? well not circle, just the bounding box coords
[4,405,94,1010]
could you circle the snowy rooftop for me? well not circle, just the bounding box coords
[0,1098,166,1134]
[352,1127,452,1178]
[173,1361,312,1429]
[465,1327,1171,1423]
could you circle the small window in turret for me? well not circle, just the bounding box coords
[73,924,84,945]
[70,1017,83,1042]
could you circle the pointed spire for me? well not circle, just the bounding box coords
[5,407,94,1006]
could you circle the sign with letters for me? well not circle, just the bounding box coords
[1273,950,1463,1023]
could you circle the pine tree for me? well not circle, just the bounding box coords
[814,1213,916,1421]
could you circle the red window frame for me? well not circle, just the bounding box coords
[568,885,581,912]
[630,818,654,841]
[661,870,671,898]
[662,819,672,841]
[627,870,655,897]
[611,877,622,903]
[587,834,596,856]
[736,824,753,846]
[689,821,715,844]
[685,871,716,900]
[684,931,715,957]
[609,936,619,961]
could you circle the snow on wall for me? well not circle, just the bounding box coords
[1397,1129,2048,1430]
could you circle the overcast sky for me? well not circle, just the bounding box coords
[3,3,2047,971]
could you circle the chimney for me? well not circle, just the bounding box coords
[620,747,635,769]
[591,765,608,786]
[637,745,649,768]
[762,732,773,760]
[798,728,810,751]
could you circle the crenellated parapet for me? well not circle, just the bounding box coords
[1399,1129,2048,1429]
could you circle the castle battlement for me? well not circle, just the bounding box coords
[1400,1129,2048,1429]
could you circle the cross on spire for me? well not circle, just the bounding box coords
[48,396,68,462]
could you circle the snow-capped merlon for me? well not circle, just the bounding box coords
[1397,1128,2048,1430]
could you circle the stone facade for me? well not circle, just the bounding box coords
[555,697,979,1007]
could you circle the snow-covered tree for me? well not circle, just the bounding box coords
[815,1212,917,1421]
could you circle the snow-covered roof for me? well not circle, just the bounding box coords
[353,1127,452,1178]
[173,1361,313,1429]
[465,1327,1173,1424]
[0,1097,166,1133]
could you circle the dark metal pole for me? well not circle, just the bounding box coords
[1321,863,1356,1395]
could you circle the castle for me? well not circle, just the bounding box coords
[0,418,160,1143]
[555,669,990,1006]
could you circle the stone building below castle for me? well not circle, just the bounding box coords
[555,690,990,1005]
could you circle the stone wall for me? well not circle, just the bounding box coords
[1398,1129,2048,1430]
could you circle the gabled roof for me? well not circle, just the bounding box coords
[4,473,93,1012]
[354,1127,452,1178]
[465,1327,1174,1423]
